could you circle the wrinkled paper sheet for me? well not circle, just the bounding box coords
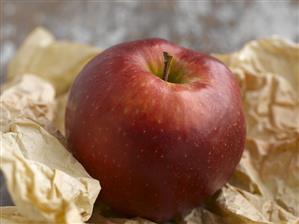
[1,28,101,224]
[0,28,298,224]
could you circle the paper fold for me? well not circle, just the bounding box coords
[1,71,101,223]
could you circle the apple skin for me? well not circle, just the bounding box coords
[65,38,246,222]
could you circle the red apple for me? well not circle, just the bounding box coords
[65,38,246,222]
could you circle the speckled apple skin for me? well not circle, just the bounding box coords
[65,38,246,222]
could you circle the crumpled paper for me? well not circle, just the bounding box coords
[0,207,46,224]
[211,37,299,224]
[7,27,100,96]
[1,118,100,223]
[0,74,56,132]
[1,46,101,223]
[52,92,68,135]
[0,28,298,224]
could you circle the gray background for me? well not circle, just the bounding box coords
[0,0,298,206]
[1,0,299,79]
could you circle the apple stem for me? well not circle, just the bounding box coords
[162,52,173,82]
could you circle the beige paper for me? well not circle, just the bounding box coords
[211,37,299,224]
[1,65,101,223]
[53,92,69,134]
[180,207,226,224]
[8,27,100,96]
[0,118,101,223]
[0,74,56,132]
[0,207,47,224]
[1,29,298,224]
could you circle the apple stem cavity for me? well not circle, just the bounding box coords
[162,51,173,82]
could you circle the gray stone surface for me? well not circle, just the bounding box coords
[1,0,299,79]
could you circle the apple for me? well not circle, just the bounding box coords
[65,38,246,222]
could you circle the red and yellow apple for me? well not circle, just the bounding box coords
[65,38,246,222]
